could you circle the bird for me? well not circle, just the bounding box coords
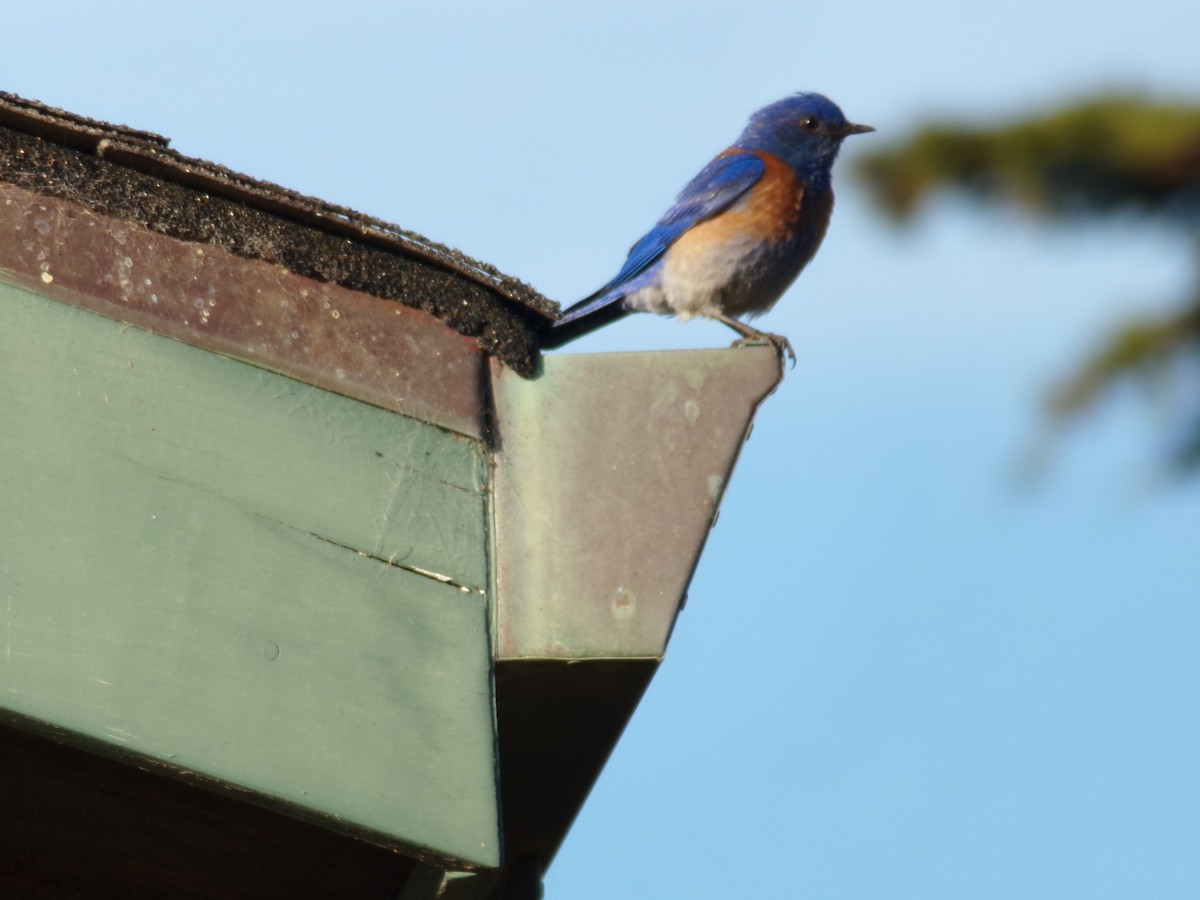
[541,92,873,363]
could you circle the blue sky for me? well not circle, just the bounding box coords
[8,2,1200,897]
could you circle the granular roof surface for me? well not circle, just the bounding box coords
[0,92,556,376]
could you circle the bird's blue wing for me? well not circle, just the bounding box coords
[598,151,765,298]
[548,151,766,341]
[658,150,767,226]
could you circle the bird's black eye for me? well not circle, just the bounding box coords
[801,116,820,132]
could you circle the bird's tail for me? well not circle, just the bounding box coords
[540,292,630,349]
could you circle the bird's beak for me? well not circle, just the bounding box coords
[841,121,875,136]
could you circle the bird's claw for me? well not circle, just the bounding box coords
[732,332,796,368]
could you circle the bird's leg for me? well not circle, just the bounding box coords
[712,313,796,367]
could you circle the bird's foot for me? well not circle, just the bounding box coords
[731,331,796,368]
[711,313,795,369]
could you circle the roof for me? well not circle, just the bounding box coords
[0,92,556,376]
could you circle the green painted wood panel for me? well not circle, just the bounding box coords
[0,282,498,867]
[0,277,488,592]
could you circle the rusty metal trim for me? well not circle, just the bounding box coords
[0,181,487,439]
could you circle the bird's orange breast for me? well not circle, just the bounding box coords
[692,150,806,248]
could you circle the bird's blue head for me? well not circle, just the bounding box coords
[736,92,873,174]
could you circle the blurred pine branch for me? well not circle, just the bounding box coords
[853,95,1200,471]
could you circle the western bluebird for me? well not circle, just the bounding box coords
[542,93,872,362]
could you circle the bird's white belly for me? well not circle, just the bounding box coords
[627,233,770,320]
